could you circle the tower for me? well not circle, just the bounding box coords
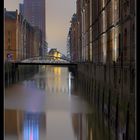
[23,0,46,42]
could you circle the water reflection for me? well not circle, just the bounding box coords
[26,66,71,94]
[5,66,117,140]
[23,113,41,140]
[5,110,46,140]
[5,109,93,140]
[5,109,117,140]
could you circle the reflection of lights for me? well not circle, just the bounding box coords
[53,67,61,92]
[57,68,61,76]
[23,113,39,140]
[68,72,71,96]
[54,67,61,76]
[90,128,93,140]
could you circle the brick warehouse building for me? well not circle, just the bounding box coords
[18,13,42,60]
[69,0,136,139]
[4,9,19,61]
[4,9,42,62]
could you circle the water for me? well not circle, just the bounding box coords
[5,66,97,140]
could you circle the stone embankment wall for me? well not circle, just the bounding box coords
[5,62,39,87]
[76,63,135,140]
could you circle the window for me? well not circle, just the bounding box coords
[102,10,106,32]
[119,0,121,19]
[118,34,121,57]
[103,34,107,63]
[124,28,127,57]
[124,28,127,47]
[7,31,12,49]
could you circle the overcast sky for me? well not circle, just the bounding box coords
[4,0,76,55]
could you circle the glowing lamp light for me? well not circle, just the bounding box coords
[57,53,61,58]
[54,52,57,58]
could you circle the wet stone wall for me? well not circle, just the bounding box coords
[5,62,39,87]
[76,63,135,140]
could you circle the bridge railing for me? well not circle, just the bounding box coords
[19,55,70,63]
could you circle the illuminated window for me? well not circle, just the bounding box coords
[102,10,106,32]
[103,34,107,63]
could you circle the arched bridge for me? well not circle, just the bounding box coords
[14,56,77,66]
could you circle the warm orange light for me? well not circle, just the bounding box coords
[54,52,57,59]
[57,53,61,58]
[90,128,93,140]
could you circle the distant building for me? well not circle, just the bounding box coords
[48,48,57,56]
[23,0,46,42]
[19,4,24,16]
[18,13,42,60]
[22,0,47,58]
[33,27,42,57]
[48,48,62,60]
[40,41,48,58]
[66,28,71,61]
[70,14,78,62]
[4,9,19,61]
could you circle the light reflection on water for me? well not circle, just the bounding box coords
[5,109,96,140]
[4,66,120,140]
[4,66,111,140]
[5,66,93,140]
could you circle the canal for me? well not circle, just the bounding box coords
[5,65,120,140]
